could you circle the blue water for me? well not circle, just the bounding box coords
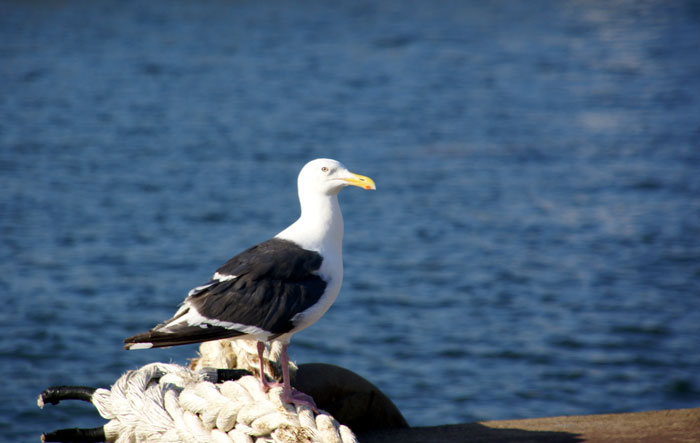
[2,0,700,440]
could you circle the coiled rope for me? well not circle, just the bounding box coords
[39,340,358,443]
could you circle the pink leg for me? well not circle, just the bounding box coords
[280,343,318,411]
[257,341,281,392]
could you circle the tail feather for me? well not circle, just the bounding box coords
[124,325,244,350]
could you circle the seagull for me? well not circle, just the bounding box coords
[124,158,376,409]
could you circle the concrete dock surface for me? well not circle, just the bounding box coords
[358,407,700,443]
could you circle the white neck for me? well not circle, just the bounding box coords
[276,191,344,255]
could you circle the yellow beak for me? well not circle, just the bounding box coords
[343,172,376,190]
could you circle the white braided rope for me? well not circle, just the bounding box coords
[92,362,358,443]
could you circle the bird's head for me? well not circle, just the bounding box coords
[298,158,376,196]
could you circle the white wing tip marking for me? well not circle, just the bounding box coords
[126,342,153,350]
[187,274,237,297]
[213,272,237,282]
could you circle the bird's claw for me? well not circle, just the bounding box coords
[285,388,319,413]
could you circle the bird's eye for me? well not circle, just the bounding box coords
[321,166,329,172]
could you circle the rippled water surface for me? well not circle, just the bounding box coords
[2,0,700,440]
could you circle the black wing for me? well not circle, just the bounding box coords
[125,238,328,349]
[190,238,328,335]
